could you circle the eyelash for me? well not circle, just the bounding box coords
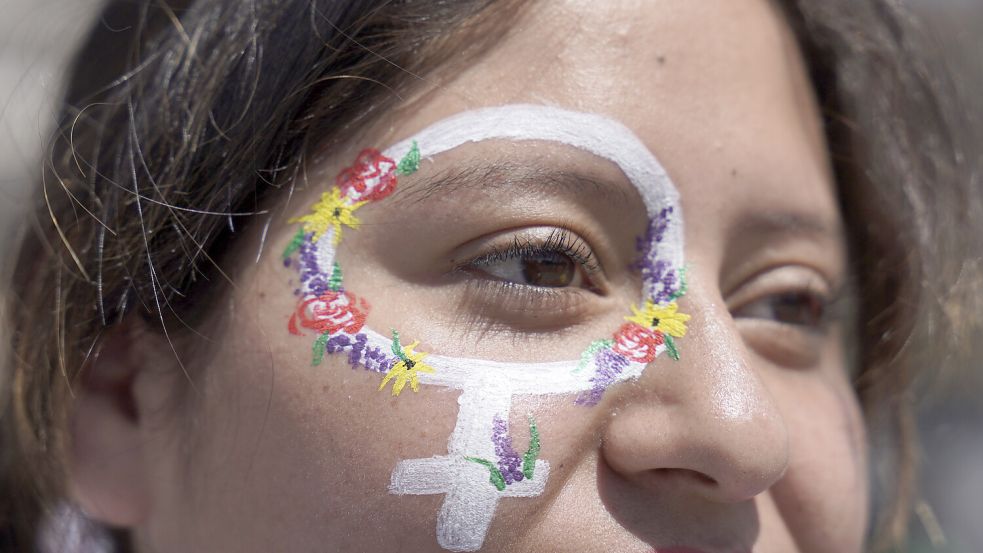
[463,228,602,278]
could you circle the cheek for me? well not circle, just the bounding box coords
[767,369,869,551]
[155,286,467,552]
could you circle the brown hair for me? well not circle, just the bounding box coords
[1,0,979,551]
[782,3,982,547]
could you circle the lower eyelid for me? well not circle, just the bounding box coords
[736,318,826,369]
[450,278,602,331]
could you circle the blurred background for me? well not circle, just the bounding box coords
[0,0,103,255]
[1,1,980,552]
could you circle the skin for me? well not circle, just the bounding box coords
[69,1,869,551]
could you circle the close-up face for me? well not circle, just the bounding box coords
[114,1,868,551]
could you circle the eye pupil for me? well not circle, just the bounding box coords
[521,252,575,287]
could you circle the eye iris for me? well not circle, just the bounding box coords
[772,292,824,326]
[521,252,575,287]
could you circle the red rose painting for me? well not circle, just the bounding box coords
[611,323,663,363]
[336,148,398,202]
[289,291,368,336]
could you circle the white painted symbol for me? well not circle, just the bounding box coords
[310,105,684,551]
[388,378,550,552]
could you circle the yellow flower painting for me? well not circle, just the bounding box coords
[379,340,435,397]
[289,188,366,245]
[626,300,690,338]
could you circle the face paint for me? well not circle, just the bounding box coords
[283,104,689,551]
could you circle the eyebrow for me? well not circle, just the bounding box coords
[387,160,638,209]
[382,157,843,246]
[732,211,844,243]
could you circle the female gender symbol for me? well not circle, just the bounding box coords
[295,105,684,551]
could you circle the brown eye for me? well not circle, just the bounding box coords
[734,291,828,329]
[476,250,583,288]
[463,228,599,290]
[521,252,576,287]
[771,292,825,326]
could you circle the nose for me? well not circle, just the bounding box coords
[600,291,789,504]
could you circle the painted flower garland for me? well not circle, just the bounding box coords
[282,139,688,513]
[284,142,424,396]
[283,141,690,405]
[280,106,693,552]
[573,207,690,405]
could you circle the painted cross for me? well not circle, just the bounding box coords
[378,341,657,551]
[389,381,550,552]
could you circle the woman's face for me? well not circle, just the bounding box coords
[125,1,868,551]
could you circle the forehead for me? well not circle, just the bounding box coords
[376,0,839,244]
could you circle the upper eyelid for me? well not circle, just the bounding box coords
[722,259,839,301]
[725,265,845,318]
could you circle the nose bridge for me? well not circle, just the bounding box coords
[698,313,768,423]
[601,288,789,503]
